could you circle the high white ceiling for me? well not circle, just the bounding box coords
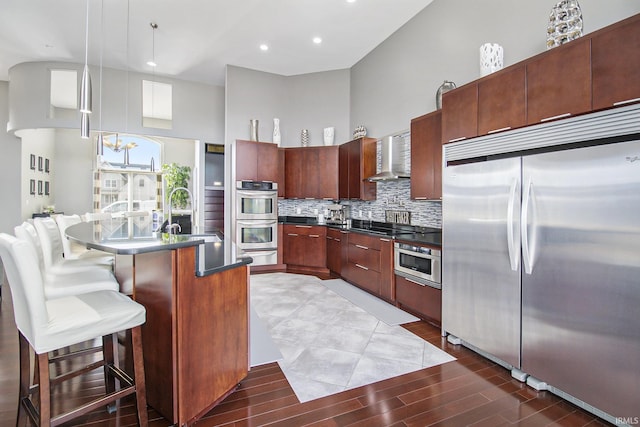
[0,0,434,86]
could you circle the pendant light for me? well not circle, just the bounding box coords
[147,23,158,67]
[96,0,104,155]
[79,0,92,114]
[81,112,90,139]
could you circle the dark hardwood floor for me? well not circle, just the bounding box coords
[0,281,611,427]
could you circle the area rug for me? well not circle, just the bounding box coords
[322,278,419,325]
[249,272,456,403]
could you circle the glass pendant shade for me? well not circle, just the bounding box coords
[80,64,92,114]
[81,113,90,139]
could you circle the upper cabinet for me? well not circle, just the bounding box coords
[591,14,640,111]
[441,83,478,144]
[338,137,377,201]
[526,37,591,124]
[285,146,339,199]
[478,65,526,135]
[410,111,442,200]
[235,140,279,183]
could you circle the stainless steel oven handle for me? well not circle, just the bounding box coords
[237,219,277,227]
[236,190,277,198]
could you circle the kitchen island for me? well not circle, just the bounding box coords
[66,220,252,426]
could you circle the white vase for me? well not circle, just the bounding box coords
[480,43,504,77]
[273,118,281,146]
[323,127,335,146]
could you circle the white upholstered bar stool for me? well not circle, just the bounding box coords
[33,217,114,271]
[0,233,148,427]
[14,222,119,299]
[55,214,114,261]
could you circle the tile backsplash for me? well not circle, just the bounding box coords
[278,180,442,229]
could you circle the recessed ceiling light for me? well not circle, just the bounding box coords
[346,0,356,3]
[313,37,322,44]
[146,61,157,67]
[259,44,269,51]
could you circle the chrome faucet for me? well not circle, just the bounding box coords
[166,186,195,234]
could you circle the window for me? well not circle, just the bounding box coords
[49,69,77,119]
[142,80,172,129]
[94,134,163,233]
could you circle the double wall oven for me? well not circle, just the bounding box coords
[235,181,278,266]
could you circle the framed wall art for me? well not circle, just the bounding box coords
[38,156,43,172]
[30,154,36,170]
[45,158,50,173]
[38,180,43,195]
[44,181,50,196]
[30,179,35,195]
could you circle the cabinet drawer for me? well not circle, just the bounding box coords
[326,227,344,241]
[343,262,380,295]
[347,243,380,272]
[348,232,381,250]
[283,224,325,237]
[395,275,441,325]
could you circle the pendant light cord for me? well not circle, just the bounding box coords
[84,0,89,67]
[99,0,103,132]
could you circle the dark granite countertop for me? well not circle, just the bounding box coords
[279,216,441,247]
[66,219,251,276]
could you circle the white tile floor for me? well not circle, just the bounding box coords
[250,273,456,402]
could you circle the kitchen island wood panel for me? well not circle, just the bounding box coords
[119,247,249,426]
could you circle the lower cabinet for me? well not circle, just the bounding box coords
[341,232,394,301]
[395,274,441,326]
[283,224,327,272]
[326,228,346,275]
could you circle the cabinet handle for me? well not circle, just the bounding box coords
[540,112,571,122]
[380,238,391,242]
[448,136,467,143]
[613,97,640,107]
[326,236,333,240]
[287,233,299,236]
[487,126,511,134]
[414,197,427,200]
[295,225,312,228]
[335,238,341,242]
[355,244,369,250]
[310,235,320,238]
[340,230,349,234]
[355,263,369,271]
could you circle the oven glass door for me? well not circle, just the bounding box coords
[236,220,277,250]
[236,190,277,219]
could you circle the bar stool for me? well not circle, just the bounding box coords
[0,233,148,427]
[33,217,114,271]
[54,214,113,261]
[14,222,120,299]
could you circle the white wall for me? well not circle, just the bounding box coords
[350,0,640,137]
[16,129,57,219]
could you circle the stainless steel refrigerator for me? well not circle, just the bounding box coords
[442,109,640,422]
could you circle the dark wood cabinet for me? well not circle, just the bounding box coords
[441,83,478,144]
[285,146,339,199]
[283,224,327,272]
[478,65,526,135]
[326,227,344,275]
[203,189,224,233]
[235,140,278,183]
[277,148,286,198]
[342,232,382,296]
[410,111,442,200]
[592,14,640,111]
[395,274,441,326]
[526,37,591,124]
[338,137,377,200]
[379,237,395,303]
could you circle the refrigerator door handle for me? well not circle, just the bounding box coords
[521,177,535,274]
[507,179,520,271]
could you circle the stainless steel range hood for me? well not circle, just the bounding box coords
[367,135,410,181]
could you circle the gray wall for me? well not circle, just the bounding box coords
[8,61,225,143]
[0,81,21,234]
[225,65,350,148]
[350,0,640,137]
